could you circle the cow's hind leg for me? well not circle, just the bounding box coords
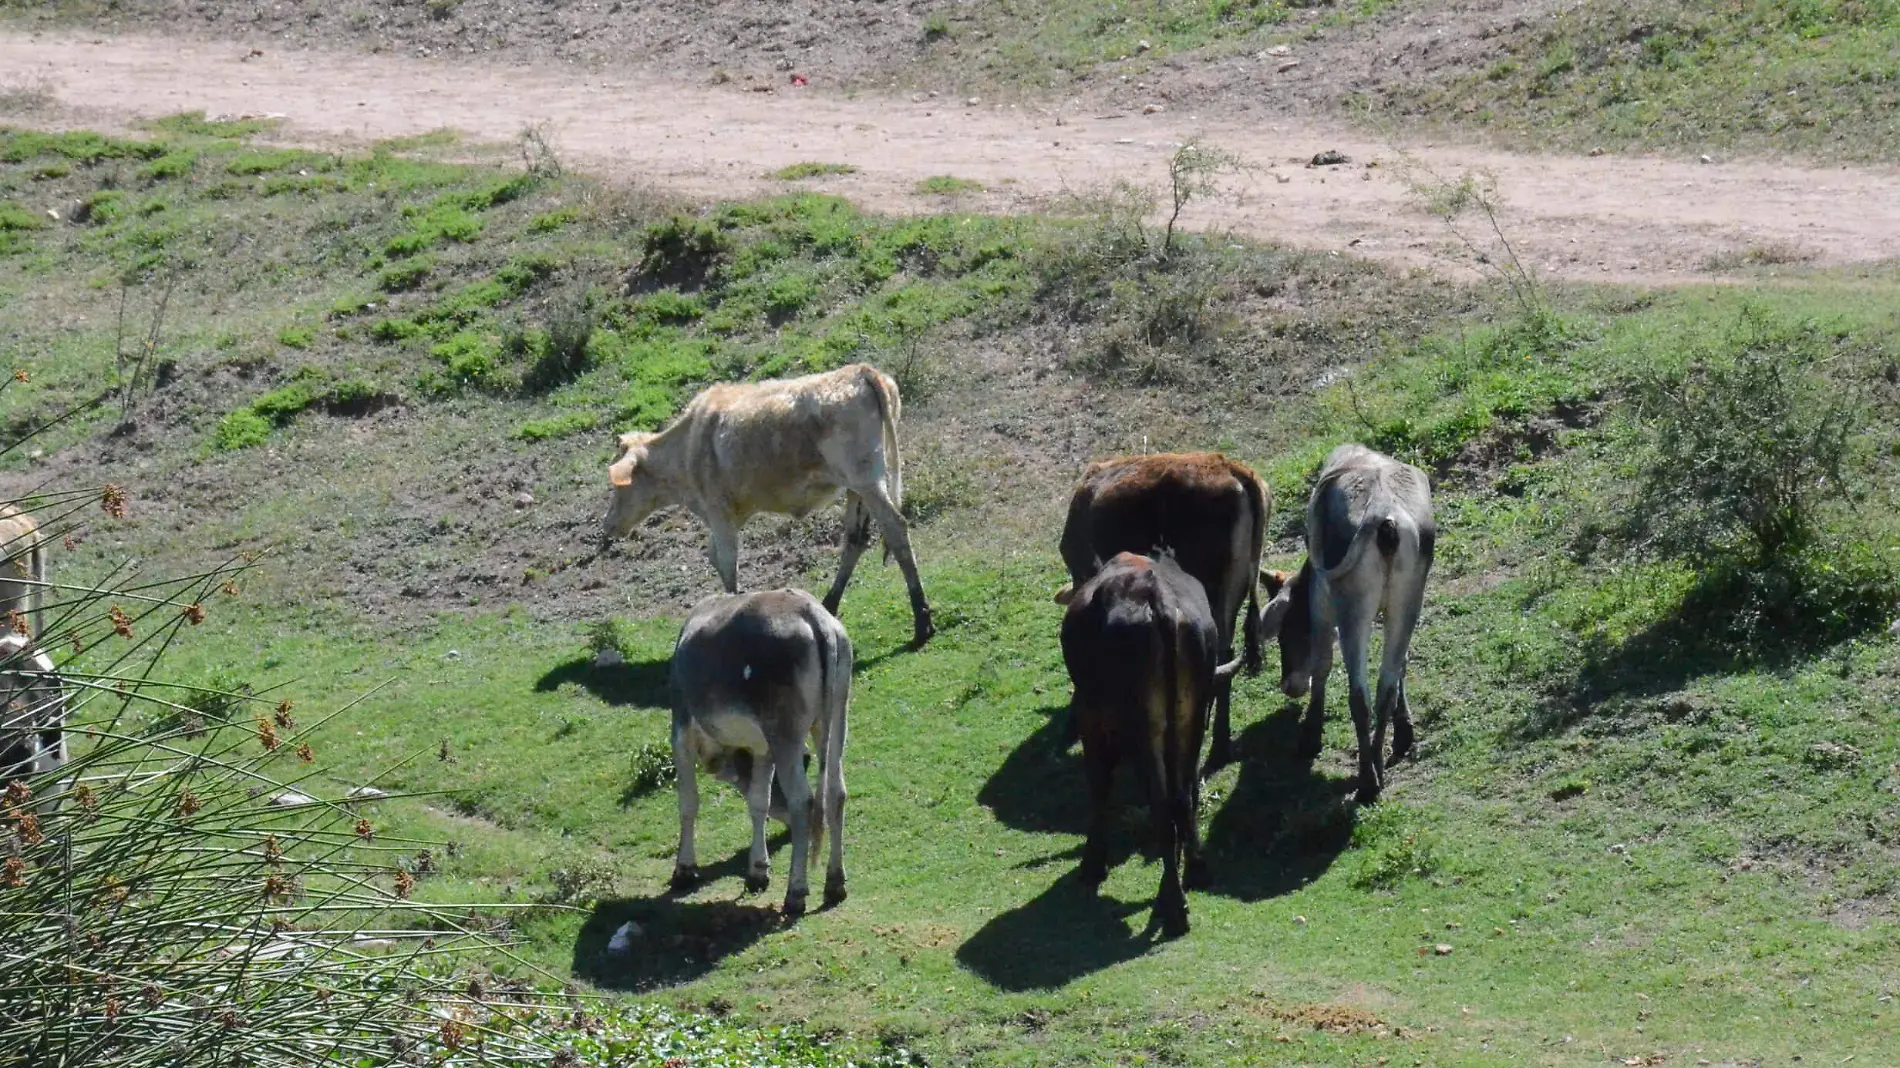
[1337,608,1382,805]
[772,738,814,917]
[1204,674,1236,773]
[1381,568,1427,765]
[860,486,934,646]
[1152,775,1188,938]
[821,492,875,618]
[742,750,775,894]
[670,725,701,892]
[821,728,848,907]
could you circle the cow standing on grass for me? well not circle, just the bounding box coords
[1059,552,1244,937]
[1055,453,1268,767]
[668,589,852,917]
[602,363,934,646]
[0,505,46,639]
[2,633,67,805]
[1258,444,1435,805]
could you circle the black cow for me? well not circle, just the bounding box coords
[1055,453,1269,768]
[1060,552,1243,937]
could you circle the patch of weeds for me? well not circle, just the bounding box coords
[211,408,273,452]
[542,858,617,907]
[226,149,333,177]
[376,255,436,293]
[771,162,858,181]
[520,286,599,394]
[277,326,314,350]
[430,330,506,391]
[902,443,978,524]
[496,252,563,294]
[0,201,47,233]
[624,742,676,799]
[915,175,983,196]
[632,215,731,290]
[527,207,580,234]
[136,148,197,183]
[922,12,953,41]
[514,412,599,442]
[0,130,164,165]
[1348,803,1443,891]
[141,110,281,140]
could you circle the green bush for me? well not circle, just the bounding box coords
[277,325,314,349]
[376,254,435,292]
[521,286,599,394]
[136,148,197,183]
[211,408,273,451]
[514,412,599,441]
[432,330,503,387]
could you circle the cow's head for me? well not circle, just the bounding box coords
[602,431,662,538]
[1259,562,1315,698]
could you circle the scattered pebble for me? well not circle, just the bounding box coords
[1433,943,1454,956]
[1143,103,1165,114]
[606,921,642,955]
[347,786,389,801]
[270,791,317,808]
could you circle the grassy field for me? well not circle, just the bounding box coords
[5,120,1900,1066]
[1361,0,1900,161]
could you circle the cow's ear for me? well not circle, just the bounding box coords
[1053,584,1075,607]
[608,453,637,487]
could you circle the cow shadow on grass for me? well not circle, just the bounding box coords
[573,894,782,991]
[974,704,1092,836]
[955,869,1156,991]
[535,654,672,710]
[1201,705,1356,902]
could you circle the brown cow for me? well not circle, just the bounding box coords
[0,505,46,638]
[1061,551,1243,937]
[602,363,933,646]
[1055,453,1268,767]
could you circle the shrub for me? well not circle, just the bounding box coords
[136,148,197,183]
[520,286,599,394]
[771,162,858,181]
[915,175,983,195]
[514,412,599,442]
[276,325,314,349]
[432,330,503,388]
[376,254,435,292]
[211,408,272,451]
[635,215,729,289]
[1626,308,1860,568]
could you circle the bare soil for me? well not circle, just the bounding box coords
[3,27,1898,287]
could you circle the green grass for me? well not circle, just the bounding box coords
[915,175,985,196]
[1377,0,1900,160]
[770,162,859,181]
[6,124,1899,1066]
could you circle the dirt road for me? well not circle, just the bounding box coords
[4,28,1897,286]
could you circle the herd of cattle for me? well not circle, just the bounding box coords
[0,361,1434,937]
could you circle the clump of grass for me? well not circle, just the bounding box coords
[624,741,677,799]
[916,175,984,196]
[514,411,598,442]
[771,162,859,181]
[210,407,272,452]
[520,285,599,394]
[277,325,314,349]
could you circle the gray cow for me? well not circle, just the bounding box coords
[2,633,68,804]
[667,589,852,916]
[1258,445,1435,805]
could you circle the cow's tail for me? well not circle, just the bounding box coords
[864,366,903,564]
[1238,468,1268,677]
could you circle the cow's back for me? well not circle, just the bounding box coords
[1061,453,1261,602]
[673,590,826,712]
[681,365,889,514]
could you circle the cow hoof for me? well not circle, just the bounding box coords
[910,616,935,648]
[668,865,699,893]
[821,594,842,617]
[1389,726,1416,764]
[744,871,771,894]
[782,890,808,918]
[1355,780,1383,806]
[1184,858,1211,891]
[1296,737,1323,763]
[823,874,848,907]
[1159,910,1190,939]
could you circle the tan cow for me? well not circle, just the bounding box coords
[602,363,934,646]
[0,505,46,639]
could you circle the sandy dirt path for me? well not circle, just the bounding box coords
[4,28,1898,286]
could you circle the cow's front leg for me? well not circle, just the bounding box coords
[822,492,874,618]
[670,727,701,892]
[1078,711,1115,888]
[707,519,741,594]
[772,740,814,917]
[737,749,774,894]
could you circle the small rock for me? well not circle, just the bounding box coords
[270,791,317,808]
[594,647,625,669]
[1277,60,1302,73]
[514,491,535,507]
[1589,146,1605,156]
[1274,172,1292,184]
[606,921,642,955]
[1699,154,1713,164]
[1309,149,1350,166]
[1433,943,1454,956]
[1266,44,1292,57]
[1143,103,1165,114]
[965,96,980,106]
[347,786,389,802]
[1136,39,1152,53]
[44,208,59,222]
[1294,915,1307,925]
